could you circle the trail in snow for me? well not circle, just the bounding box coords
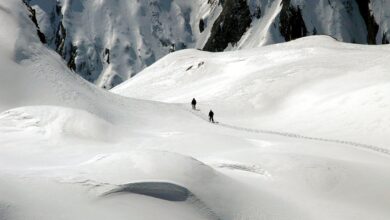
[184,105,390,157]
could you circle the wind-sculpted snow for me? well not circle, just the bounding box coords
[1,1,390,219]
[113,36,390,148]
[104,182,191,202]
[104,181,222,220]
[0,107,116,141]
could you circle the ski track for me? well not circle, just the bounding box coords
[183,106,390,157]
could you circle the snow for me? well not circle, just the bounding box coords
[25,0,390,89]
[113,36,390,148]
[1,0,390,220]
[237,0,284,47]
[291,0,367,43]
[27,0,221,88]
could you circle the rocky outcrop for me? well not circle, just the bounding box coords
[199,18,205,33]
[382,33,389,44]
[22,0,46,44]
[279,0,308,42]
[355,0,379,44]
[203,0,252,52]
[104,48,110,64]
[67,44,77,72]
[55,21,66,56]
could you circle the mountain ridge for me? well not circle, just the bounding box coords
[24,0,390,88]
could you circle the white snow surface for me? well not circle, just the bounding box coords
[27,0,222,88]
[1,1,390,220]
[113,36,390,148]
[26,0,390,88]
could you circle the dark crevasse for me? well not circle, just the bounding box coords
[203,0,252,52]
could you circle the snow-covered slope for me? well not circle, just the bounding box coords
[25,0,390,88]
[24,0,222,88]
[1,1,390,220]
[113,36,390,148]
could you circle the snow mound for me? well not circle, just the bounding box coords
[113,36,390,147]
[70,151,217,187]
[0,0,201,135]
[0,106,115,140]
[2,1,390,219]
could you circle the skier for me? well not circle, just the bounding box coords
[208,110,215,123]
[191,98,197,110]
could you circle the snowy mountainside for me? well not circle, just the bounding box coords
[1,0,390,219]
[24,0,220,89]
[113,36,390,148]
[0,0,194,132]
[25,0,390,89]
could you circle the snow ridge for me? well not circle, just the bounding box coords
[25,0,390,88]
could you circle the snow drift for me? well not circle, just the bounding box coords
[1,0,390,220]
[113,36,390,147]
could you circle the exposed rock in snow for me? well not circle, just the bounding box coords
[23,0,390,89]
[22,0,46,44]
[203,0,252,52]
[355,0,379,44]
[279,0,308,41]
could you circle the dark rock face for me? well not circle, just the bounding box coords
[23,0,46,44]
[253,6,262,19]
[67,44,77,72]
[382,33,389,44]
[203,0,252,52]
[24,0,77,74]
[355,0,379,44]
[104,48,110,64]
[199,18,205,33]
[279,0,308,42]
[55,21,66,56]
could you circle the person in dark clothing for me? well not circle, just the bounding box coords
[191,98,197,110]
[209,110,215,123]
